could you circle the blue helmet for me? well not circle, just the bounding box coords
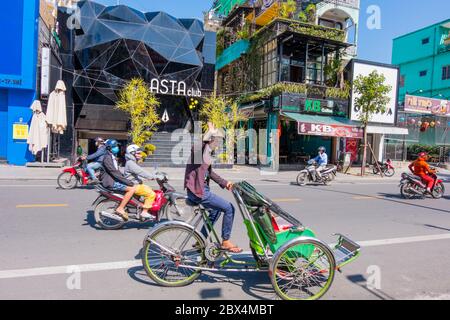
[105,139,119,150]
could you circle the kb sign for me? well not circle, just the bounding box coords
[298,121,363,139]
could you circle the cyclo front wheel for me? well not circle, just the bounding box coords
[142,224,206,287]
[270,238,336,300]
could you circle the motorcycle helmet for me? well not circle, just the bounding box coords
[418,152,428,160]
[126,144,141,155]
[105,139,120,155]
[318,146,326,153]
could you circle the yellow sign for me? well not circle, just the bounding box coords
[13,124,29,140]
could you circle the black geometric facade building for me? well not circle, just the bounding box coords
[66,0,216,134]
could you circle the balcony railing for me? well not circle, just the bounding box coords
[238,81,350,104]
[276,18,347,43]
[316,0,360,10]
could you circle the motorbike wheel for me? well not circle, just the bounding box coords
[94,200,125,230]
[384,168,395,177]
[322,174,333,185]
[57,172,78,190]
[142,224,205,287]
[372,167,379,175]
[163,198,197,224]
[400,183,416,199]
[431,182,445,199]
[296,172,308,186]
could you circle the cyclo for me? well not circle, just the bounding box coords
[141,181,361,300]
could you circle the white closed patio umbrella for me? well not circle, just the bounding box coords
[27,100,49,155]
[46,80,67,134]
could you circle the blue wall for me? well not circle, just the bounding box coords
[0,0,39,165]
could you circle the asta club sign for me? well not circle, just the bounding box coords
[298,121,363,139]
[149,79,202,97]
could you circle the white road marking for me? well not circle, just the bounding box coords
[1,233,450,280]
[358,233,450,247]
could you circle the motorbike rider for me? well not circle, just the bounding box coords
[184,127,242,253]
[82,137,106,183]
[311,146,328,180]
[408,152,435,193]
[101,139,136,221]
[124,144,160,220]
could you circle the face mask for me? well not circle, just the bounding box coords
[111,146,120,155]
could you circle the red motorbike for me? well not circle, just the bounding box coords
[399,171,445,199]
[373,159,395,177]
[57,157,103,190]
[92,173,196,230]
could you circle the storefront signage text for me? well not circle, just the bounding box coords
[298,121,363,139]
[303,99,333,114]
[149,79,202,97]
[13,123,29,140]
[279,94,348,117]
[404,95,449,117]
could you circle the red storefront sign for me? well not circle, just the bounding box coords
[404,95,450,117]
[297,121,363,139]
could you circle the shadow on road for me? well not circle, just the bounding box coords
[127,265,275,300]
[346,274,395,300]
[423,224,450,232]
[83,210,156,231]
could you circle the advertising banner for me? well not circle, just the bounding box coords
[350,61,398,124]
[404,95,450,117]
[298,122,363,139]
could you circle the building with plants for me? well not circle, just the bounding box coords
[391,19,449,164]
[213,0,361,168]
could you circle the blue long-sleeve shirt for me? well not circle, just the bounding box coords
[313,153,328,166]
[86,145,107,162]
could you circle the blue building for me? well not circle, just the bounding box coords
[0,0,40,165]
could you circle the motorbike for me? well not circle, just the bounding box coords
[57,157,103,189]
[372,159,395,177]
[399,171,445,199]
[92,173,196,230]
[296,160,337,186]
[141,181,361,300]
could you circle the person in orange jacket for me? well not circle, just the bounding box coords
[408,152,436,193]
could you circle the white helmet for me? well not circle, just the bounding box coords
[126,144,141,155]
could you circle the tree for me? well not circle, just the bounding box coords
[200,95,248,164]
[280,0,297,19]
[353,71,392,176]
[116,78,161,158]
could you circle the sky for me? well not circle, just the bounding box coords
[94,0,450,64]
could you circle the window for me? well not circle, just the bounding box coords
[443,65,450,80]
[422,37,430,45]
[399,75,405,88]
[419,70,427,77]
[260,39,277,88]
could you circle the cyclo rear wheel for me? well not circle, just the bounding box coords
[270,238,336,300]
[142,224,206,287]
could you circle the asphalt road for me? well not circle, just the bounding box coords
[0,177,449,300]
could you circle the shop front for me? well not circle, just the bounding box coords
[280,112,363,165]
[393,95,449,162]
[0,0,40,165]
[275,93,356,165]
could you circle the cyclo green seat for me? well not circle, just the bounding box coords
[236,181,316,259]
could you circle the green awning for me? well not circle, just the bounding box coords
[281,112,360,127]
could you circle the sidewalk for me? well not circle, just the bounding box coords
[2,164,447,183]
